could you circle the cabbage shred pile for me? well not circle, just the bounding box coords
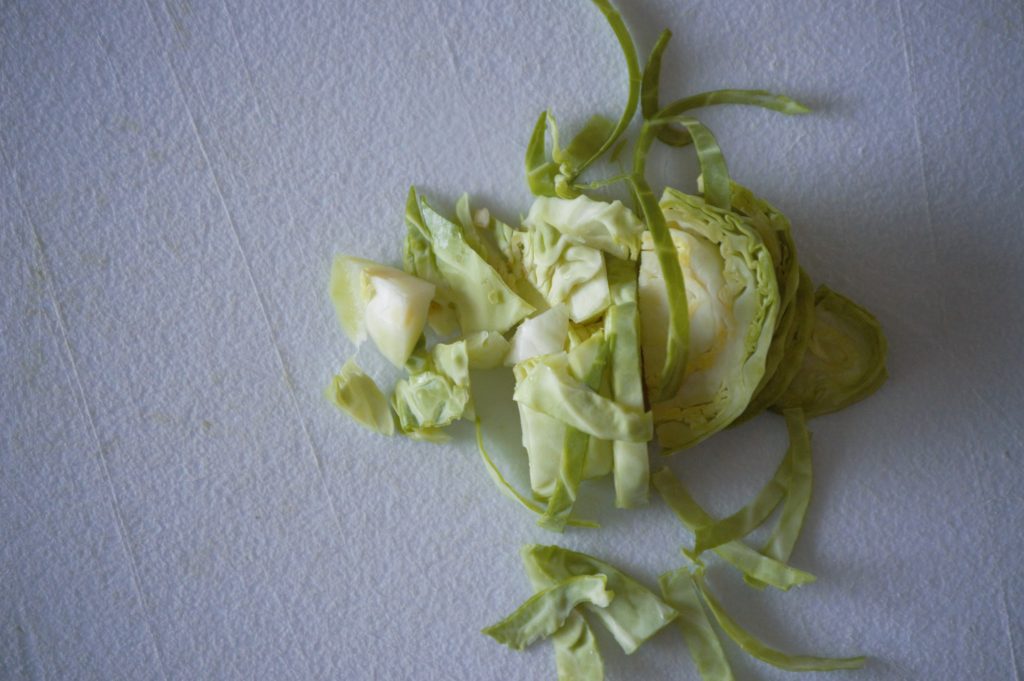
[325,1,887,678]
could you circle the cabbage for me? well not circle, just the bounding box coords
[403,188,534,334]
[514,350,652,443]
[652,467,816,591]
[639,189,779,451]
[522,544,677,654]
[775,285,888,417]
[507,305,570,366]
[463,330,512,370]
[329,255,434,368]
[481,575,613,651]
[604,257,649,508]
[524,195,645,261]
[695,572,866,671]
[391,340,472,438]
[324,359,394,436]
[514,219,611,323]
[659,567,735,680]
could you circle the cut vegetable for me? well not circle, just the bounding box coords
[329,255,435,368]
[641,189,779,451]
[659,567,735,681]
[404,188,534,334]
[695,573,867,671]
[391,340,472,437]
[324,359,394,436]
[525,195,645,261]
[775,285,887,417]
[522,544,678,654]
[482,574,614,651]
[652,468,815,591]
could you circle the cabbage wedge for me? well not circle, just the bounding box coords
[329,256,434,368]
[640,189,779,451]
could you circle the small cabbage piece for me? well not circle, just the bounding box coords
[524,195,645,260]
[391,340,472,438]
[659,567,735,681]
[463,330,512,369]
[482,575,614,651]
[507,306,570,366]
[514,220,611,323]
[329,256,434,368]
[775,285,888,417]
[639,189,779,451]
[522,544,677,655]
[324,359,394,436]
[403,188,534,334]
[695,572,866,671]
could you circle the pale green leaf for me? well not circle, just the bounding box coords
[483,575,613,651]
[522,544,678,655]
[659,567,735,681]
[324,359,395,436]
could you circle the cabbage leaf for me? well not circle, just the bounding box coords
[324,359,395,436]
[482,574,613,651]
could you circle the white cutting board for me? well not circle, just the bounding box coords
[2,1,1022,679]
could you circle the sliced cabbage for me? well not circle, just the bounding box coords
[640,189,779,451]
[522,544,677,655]
[652,467,815,591]
[538,333,611,532]
[482,574,613,651]
[514,351,652,443]
[391,340,472,438]
[604,256,649,508]
[324,359,394,436]
[695,572,866,671]
[514,219,611,323]
[403,188,534,334]
[746,408,813,589]
[658,567,735,681]
[522,547,606,681]
[524,195,645,260]
[474,419,598,528]
[329,256,434,368]
[775,285,888,417]
[456,195,550,312]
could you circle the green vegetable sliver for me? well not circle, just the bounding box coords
[482,574,613,651]
[568,0,641,180]
[695,573,867,671]
[652,468,815,591]
[474,419,598,529]
[659,568,735,681]
[762,410,813,559]
[551,611,606,681]
[630,127,688,399]
[691,434,791,554]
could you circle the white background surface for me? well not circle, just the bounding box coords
[2,1,1022,679]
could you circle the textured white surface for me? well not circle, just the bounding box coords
[2,1,1022,679]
